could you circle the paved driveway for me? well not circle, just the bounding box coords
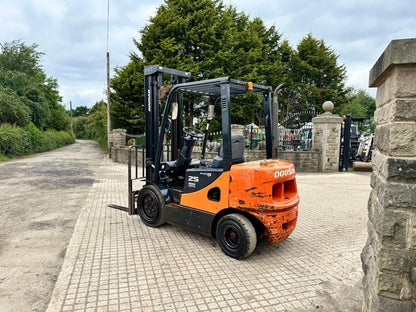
[0,140,104,312]
[41,142,370,312]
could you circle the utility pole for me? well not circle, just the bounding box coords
[69,101,73,133]
[106,0,111,156]
[107,52,111,154]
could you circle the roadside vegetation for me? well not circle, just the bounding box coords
[71,101,108,151]
[0,123,74,157]
[0,40,74,160]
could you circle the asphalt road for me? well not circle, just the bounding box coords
[0,140,104,312]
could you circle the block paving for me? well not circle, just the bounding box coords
[47,159,371,312]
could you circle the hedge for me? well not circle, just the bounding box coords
[0,123,75,159]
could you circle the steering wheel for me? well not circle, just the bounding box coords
[183,127,204,139]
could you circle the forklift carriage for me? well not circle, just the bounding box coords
[113,65,299,259]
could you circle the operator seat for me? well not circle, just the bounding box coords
[176,136,195,174]
[162,136,195,176]
[211,134,245,168]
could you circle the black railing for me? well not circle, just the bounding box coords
[243,124,313,151]
[278,125,313,151]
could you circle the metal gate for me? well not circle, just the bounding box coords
[339,116,371,171]
[339,115,351,172]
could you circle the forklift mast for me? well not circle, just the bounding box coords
[143,65,191,180]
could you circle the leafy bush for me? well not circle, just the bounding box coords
[136,135,145,146]
[41,129,75,152]
[69,101,109,152]
[85,101,108,152]
[0,123,75,158]
[73,116,90,139]
[0,85,31,126]
[23,122,44,153]
[127,138,136,146]
[1,41,68,131]
[0,123,25,156]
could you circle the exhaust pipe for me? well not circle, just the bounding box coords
[272,84,285,158]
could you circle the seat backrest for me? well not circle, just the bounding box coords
[176,137,195,174]
[212,134,245,168]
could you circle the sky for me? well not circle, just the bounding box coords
[0,0,415,109]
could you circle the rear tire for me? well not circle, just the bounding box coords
[137,185,166,227]
[216,213,256,259]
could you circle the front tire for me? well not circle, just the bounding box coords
[137,185,166,227]
[216,213,256,259]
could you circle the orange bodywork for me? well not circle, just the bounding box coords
[180,159,299,245]
[180,172,230,214]
[229,159,299,245]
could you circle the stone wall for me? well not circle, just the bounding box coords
[110,147,320,173]
[278,151,321,172]
[192,150,320,172]
[109,129,126,161]
[362,38,416,311]
[108,108,341,173]
[231,124,244,135]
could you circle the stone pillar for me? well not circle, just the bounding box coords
[231,124,244,136]
[362,38,416,312]
[312,101,343,172]
[112,129,126,148]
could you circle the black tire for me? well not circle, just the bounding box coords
[137,185,166,227]
[216,213,257,259]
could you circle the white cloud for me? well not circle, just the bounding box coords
[1,0,415,108]
[224,0,416,95]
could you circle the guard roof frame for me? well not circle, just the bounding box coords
[152,76,273,182]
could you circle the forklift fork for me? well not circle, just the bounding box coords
[108,145,145,215]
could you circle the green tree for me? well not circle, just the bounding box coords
[0,85,31,126]
[0,41,44,77]
[86,101,108,150]
[71,106,90,117]
[72,116,89,139]
[278,34,349,119]
[110,1,349,131]
[110,57,145,133]
[131,0,284,129]
[340,89,376,118]
[0,40,67,130]
[22,88,50,129]
[46,104,70,131]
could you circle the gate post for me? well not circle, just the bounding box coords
[112,129,127,148]
[109,129,126,162]
[362,38,416,311]
[312,101,343,172]
[339,115,352,172]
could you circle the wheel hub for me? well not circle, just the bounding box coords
[143,195,157,218]
[224,226,240,249]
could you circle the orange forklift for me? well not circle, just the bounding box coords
[113,65,299,259]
